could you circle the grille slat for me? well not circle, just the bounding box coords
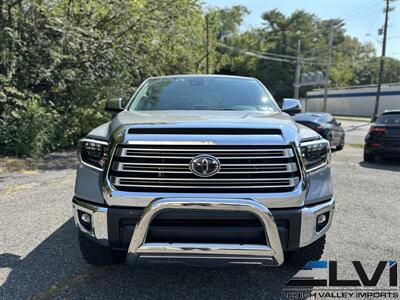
[115,177,296,182]
[115,162,297,174]
[121,148,293,159]
[109,145,301,193]
[121,147,288,152]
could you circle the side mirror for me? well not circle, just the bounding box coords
[282,98,302,116]
[338,122,342,126]
[105,97,126,112]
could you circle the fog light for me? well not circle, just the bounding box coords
[81,213,91,223]
[77,210,92,231]
[317,214,327,224]
[316,212,329,232]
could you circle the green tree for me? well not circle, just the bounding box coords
[0,0,206,156]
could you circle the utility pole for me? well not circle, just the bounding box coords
[372,0,393,121]
[294,40,301,99]
[205,14,210,74]
[323,20,334,112]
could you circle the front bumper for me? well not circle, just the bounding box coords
[73,197,335,266]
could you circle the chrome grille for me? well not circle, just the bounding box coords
[108,145,300,193]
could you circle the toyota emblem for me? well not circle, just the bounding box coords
[189,154,221,177]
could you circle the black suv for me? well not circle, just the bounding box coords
[293,112,345,150]
[364,110,400,162]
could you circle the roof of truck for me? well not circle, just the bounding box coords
[147,74,257,80]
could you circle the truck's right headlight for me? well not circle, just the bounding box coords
[78,138,109,171]
[300,139,330,172]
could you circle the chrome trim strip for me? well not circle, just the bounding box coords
[119,155,293,160]
[116,162,297,173]
[118,162,188,167]
[79,160,104,172]
[127,140,216,145]
[222,162,296,167]
[121,147,293,157]
[80,138,109,146]
[136,243,271,255]
[121,147,292,153]
[114,177,296,182]
[72,199,108,245]
[111,184,296,189]
[117,169,294,174]
[118,168,193,174]
[299,198,335,247]
[101,180,307,208]
[127,198,284,266]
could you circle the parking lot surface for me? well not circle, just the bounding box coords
[0,120,399,299]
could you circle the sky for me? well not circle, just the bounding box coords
[204,0,400,58]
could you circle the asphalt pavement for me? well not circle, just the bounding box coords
[338,119,370,145]
[0,120,399,300]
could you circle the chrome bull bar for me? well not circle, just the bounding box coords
[126,198,285,266]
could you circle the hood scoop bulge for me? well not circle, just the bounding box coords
[127,128,282,135]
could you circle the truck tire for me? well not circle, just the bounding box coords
[336,137,344,150]
[79,232,126,266]
[285,235,326,267]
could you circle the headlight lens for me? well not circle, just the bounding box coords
[79,138,109,170]
[300,140,330,171]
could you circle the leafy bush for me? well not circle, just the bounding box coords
[0,88,59,157]
[0,86,110,156]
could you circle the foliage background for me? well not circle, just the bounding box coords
[1,0,399,156]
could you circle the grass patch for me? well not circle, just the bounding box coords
[334,115,371,122]
[0,156,42,174]
[0,150,76,175]
[349,143,364,148]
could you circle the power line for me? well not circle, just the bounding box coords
[249,50,300,60]
[217,43,329,66]
[342,7,382,22]
[340,1,381,20]
[249,49,319,62]
[340,0,377,17]
[217,43,293,63]
[366,10,382,35]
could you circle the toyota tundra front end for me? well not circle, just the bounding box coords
[72,75,335,267]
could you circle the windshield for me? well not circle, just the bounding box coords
[128,76,278,112]
[377,113,400,125]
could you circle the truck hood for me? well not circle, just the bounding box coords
[88,110,320,145]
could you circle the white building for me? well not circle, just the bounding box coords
[305,83,400,117]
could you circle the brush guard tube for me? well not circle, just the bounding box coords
[126,198,285,266]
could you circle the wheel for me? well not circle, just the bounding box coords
[327,135,333,147]
[285,235,326,267]
[79,232,126,265]
[336,137,344,150]
[363,150,375,162]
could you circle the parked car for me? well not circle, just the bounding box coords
[73,75,335,267]
[293,112,345,150]
[364,110,400,162]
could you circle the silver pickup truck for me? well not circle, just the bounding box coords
[73,75,334,267]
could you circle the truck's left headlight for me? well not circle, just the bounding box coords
[79,138,109,170]
[300,139,330,172]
